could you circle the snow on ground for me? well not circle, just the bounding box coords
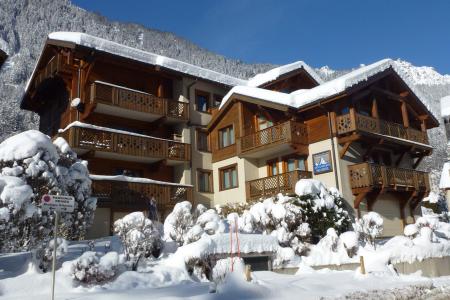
[2,239,450,300]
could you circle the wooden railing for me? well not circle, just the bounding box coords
[34,53,72,88]
[239,121,308,154]
[348,162,430,192]
[60,126,190,161]
[246,170,312,200]
[89,81,189,121]
[336,112,429,145]
[91,179,193,211]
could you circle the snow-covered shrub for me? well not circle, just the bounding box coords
[164,203,225,246]
[164,201,194,246]
[114,212,162,271]
[212,257,244,285]
[292,180,352,240]
[0,131,96,252]
[404,224,419,239]
[35,237,68,272]
[339,231,359,257]
[185,256,212,281]
[69,251,119,284]
[354,212,383,248]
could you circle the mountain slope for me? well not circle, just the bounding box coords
[0,0,449,191]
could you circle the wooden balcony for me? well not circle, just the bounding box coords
[239,121,309,158]
[60,125,190,165]
[246,170,312,201]
[336,112,430,148]
[348,162,430,195]
[91,176,193,214]
[88,81,189,122]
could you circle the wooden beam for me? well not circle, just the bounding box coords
[354,191,369,209]
[366,190,380,211]
[371,87,404,101]
[371,98,379,119]
[340,141,352,158]
[401,100,409,128]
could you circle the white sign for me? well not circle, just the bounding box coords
[41,195,75,213]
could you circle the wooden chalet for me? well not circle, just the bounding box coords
[21,32,438,237]
[208,60,438,236]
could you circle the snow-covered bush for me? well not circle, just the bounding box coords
[404,224,419,239]
[293,180,352,240]
[164,202,225,246]
[114,212,162,271]
[212,257,244,285]
[0,131,96,252]
[339,231,359,257]
[69,251,119,284]
[354,212,383,248]
[164,201,194,246]
[35,237,68,272]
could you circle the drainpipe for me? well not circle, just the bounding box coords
[319,101,340,191]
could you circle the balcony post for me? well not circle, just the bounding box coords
[349,107,357,131]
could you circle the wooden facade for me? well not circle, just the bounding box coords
[21,33,440,236]
[21,41,199,228]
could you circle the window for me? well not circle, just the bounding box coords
[220,164,238,190]
[256,114,273,131]
[195,90,210,113]
[267,159,279,176]
[114,168,142,177]
[213,94,223,108]
[283,156,307,172]
[197,169,213,193]
[219,125,235,148]
[196,129,210,152]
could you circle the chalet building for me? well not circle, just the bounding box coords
[208,60,438,236]
[22,32,438,238]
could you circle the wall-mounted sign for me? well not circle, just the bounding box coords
[312,150,333,175]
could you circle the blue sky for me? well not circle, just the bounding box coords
[72,0,450,74]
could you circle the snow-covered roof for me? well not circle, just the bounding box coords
[220,59,439,122]
[219,86,292,110]
[441,96,450,118]
[440,162,450,189]
[47,32,247,87]
[247,61,324,87]
[90,174,193,188]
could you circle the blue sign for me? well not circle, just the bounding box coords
[313,150,333,175]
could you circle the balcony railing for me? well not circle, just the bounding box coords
[246,170,312,200]
[60,125,190,162]
[91,177,193,211]
[348,162,430,192]
[239,121,308,154]
[89,81,189,121]
[336,112,429,145]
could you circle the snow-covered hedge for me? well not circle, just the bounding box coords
[0,130,96,252]
[114,212,162,271]
[68,251,120,284]
[164,201,226,246]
